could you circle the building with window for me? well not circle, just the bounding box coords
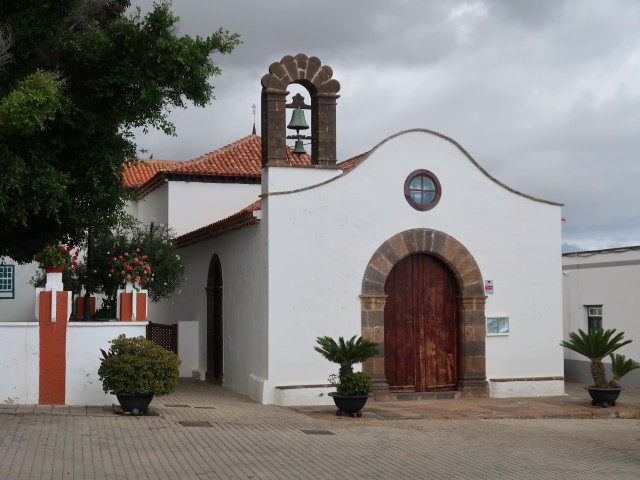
[123,55,566,404]
[562,247,640,387]
[0,260,38,320]
[0,55,568,405]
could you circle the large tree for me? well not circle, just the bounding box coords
[0,1,240,262]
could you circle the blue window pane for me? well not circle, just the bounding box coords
[422,191,435,203]
[409,177,422,190]
[422,177,435,191]
[410,191,422,203]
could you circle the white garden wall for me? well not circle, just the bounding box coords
[66,322,147,405]
[0,321,146,405]
[0,322,39,404]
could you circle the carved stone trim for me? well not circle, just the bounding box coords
[360,294,387,311]
[458,295,488,311]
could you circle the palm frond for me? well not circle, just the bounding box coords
[560,328,632,361]
[610,353,640,380]
[315,335,379,376]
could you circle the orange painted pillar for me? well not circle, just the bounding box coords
[38,290,70,405]
[117,289,147,322]
[76,296,96,318]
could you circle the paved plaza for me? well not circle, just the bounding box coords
[0,380,638,479]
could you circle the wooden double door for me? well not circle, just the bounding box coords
[384,253,459,392]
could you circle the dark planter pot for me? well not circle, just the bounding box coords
[585,387,623,408]
[116,393,154,415]
[328,392,372,417]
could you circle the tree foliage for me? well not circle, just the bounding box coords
[0,1,240,262]
[91,220,185,314]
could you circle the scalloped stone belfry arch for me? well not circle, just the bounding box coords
[261,54,340,168]
[360,228,489,398]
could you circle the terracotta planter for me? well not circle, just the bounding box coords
[328,392,372,417]
[45,265,65,273]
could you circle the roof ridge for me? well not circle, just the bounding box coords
[171,134,259,173]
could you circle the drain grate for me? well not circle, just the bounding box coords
[179,421,213,427]
[194,406,217,410]
[163,404,191,408]
[301,430,335,435]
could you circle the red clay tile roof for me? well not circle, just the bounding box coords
[123,159,184,188]
[171,134,311,177]
[337,152,366,172]
[175,200,262,248]
[124,135,365,192]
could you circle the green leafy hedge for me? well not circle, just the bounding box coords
[98,335,181,396]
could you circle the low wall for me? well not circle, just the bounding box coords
[0,321,147,406]
[0,322,39,404]
[66,322,148,405]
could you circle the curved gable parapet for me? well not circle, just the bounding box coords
[264,128,563,206]
[260,54,341,94]
[352,128,563,206]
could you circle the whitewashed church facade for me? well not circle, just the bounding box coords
[125,54,566,405]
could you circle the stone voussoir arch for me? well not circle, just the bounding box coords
[360,228,489,397]
[261,54,340,168]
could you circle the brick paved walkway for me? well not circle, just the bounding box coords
[1,380,638,479]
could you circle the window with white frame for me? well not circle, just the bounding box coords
[486,316,509,335]
[586,305,603,332]
[0,264,15,299]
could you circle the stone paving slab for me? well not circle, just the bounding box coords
[0,380,639,480]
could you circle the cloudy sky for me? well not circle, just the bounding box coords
[131,0,640,252]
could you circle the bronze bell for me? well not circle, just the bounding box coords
[287,108,309,130]
[292,139,307,155]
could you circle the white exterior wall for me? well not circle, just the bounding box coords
[167,182,260,236]
[0,260,39,322]
[562,249,640,387]
[0,322,39,403]
[129,183,169,227]
[159,223,268,402]
[262,130,564,403]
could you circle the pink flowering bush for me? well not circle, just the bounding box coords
[33,243,79,270]
[111,248,152,288]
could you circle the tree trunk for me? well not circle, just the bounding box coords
[591,360,608,388]
[339,364,353,379]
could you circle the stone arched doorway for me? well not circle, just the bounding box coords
[206,254,223,384]
[360,229,488,397]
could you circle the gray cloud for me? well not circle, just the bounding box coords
[131,0,640,251]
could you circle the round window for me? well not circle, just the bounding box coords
[404,169,441,211]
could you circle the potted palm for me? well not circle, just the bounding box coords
[98,335,181,415]
[315,335,379,417]
[609,354,640,388]
[560,328,636,407]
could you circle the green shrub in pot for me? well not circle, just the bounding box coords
[335,372,373,396]
[98,335,181,396]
